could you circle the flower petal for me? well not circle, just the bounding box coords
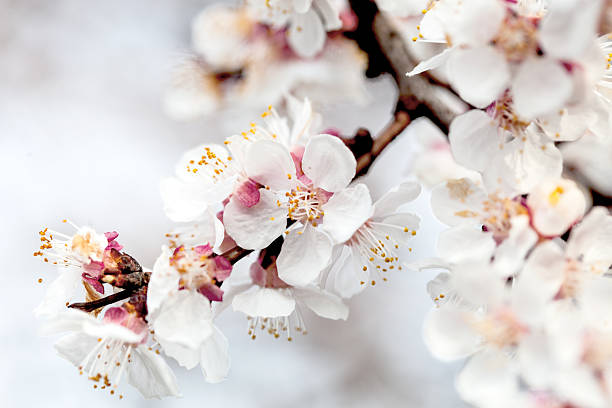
[245,140,296,190]
[223,189,287,250]
[302,134,356,192]
[293,286,348,320]
[511,58,573,120]
[320,183,373,244]
[152,290,213,351]
[277,225,333,286]
[200,325,230,383]
[373,181,421,219]
[128,347,181,398]
[287,9,326,58]
[232,286,296,317]
[447,46,510,108]
[449,109,500,172]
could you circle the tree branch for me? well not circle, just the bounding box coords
[68,289,134,313]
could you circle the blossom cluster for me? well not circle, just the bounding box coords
[32,0,612,404]
[164,1,368,120]
[34,97,421,398]
[395,0,612,406]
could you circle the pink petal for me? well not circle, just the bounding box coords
[194,244,213,256]
[214,256,232,281]
[198,283,224,302]
[234,180,261,208]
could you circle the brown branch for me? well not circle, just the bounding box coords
[68,289,134,312]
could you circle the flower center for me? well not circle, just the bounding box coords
[286,185,330,226]
[493,11,539,62]
[185,146,232,182]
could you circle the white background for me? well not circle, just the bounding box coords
[0,1,466,406]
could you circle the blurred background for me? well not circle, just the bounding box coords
[0,0,466,406]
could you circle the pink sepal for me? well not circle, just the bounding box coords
[198,283,224,302]
[214,256,232,281]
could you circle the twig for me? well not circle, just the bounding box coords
[68,289,134,312]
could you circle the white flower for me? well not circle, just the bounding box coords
[227,257,348,340]
[34,222,120,317]
[246,0,342,58]
[324,182,421,298]
[147,245,231,383]
[44,308,180,399]
[448,101,563,195]
[431,177,531,240]
[224,133,366,286]
[409,0,600,116]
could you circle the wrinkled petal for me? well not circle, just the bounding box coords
[449,109,500,172]
[245,140,296,190]
[152,290,213,351]
[200,325,230,383]
[223,189,287,250]
[373,181,421,218]
[128,347,181,398]
[277,225,333,286]
[320,184,373,244]
[293,286,349,320]
[232,286,296,317]
[447,46,510,108]
[302,134,356,192]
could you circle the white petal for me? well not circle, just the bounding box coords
[232,286,296,317]
[293,286,348,320]
[511,58,573,120]
[567,207,612,269]
[482,126,563,195]
[456,351,518,407]
[152,290,213,351]
[200,325,230,383]
[293,0,313,14]
[518,333,555,390]
[447,46,510,108]
[554,366,608,408]
[406,47,455,77]
[34,267,83,318]
[128,347,181,398]
[580,277,612,332]
[437,225,495,264]
[423,306,481,361]
[160,341,201,370]
[277,225,333,286]
[430,178,488,227]
[313,0,341,30]
[333,246,369,298]
[288,9,326,58]
[147,246,179,316]
[320,184,373,244]
[245,140,296,190]
[55,332,98,366]
[160,177,234,223]
[449,109,500,172]
[223,189,287,250]
[302,134,356,192]
[373,181,421,218]
[492,215,538,277]
[540,0,602,61]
